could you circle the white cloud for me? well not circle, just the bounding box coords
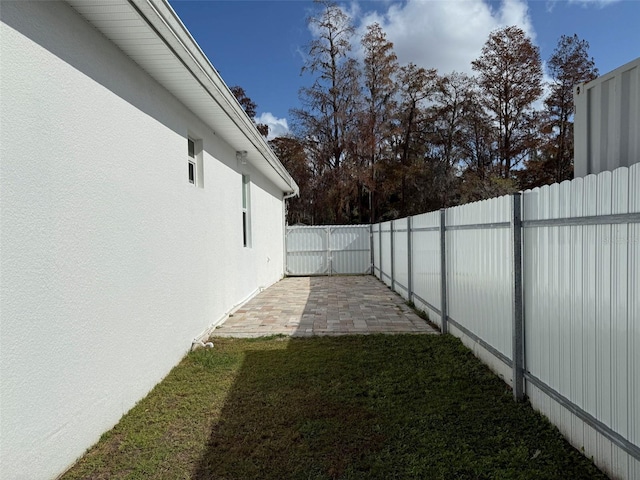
[545,0,619,13]
[354,0,536,75]
[255,112,289,140]
[567,0,622,6]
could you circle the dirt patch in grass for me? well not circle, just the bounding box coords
[61,335,607,480]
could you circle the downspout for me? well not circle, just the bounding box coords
[283,191,298,201]
[282,190,298,277]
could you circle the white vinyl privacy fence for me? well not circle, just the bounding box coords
[372,165,640,480]
[286,225,371,276]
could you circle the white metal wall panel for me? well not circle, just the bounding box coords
[523,165,639,479]
[582,174,600,460]
[286,227,329,275]
[575,57,640,178]
[630,163,640,480]
[522,188,539,387]
[285,225,370,275]
[380,221,392,287]
[411,211,441,323]
[372,223,381,280]
[446,196,513,361]
[568,177,586,451]
[593,171,614,470]
[523,186,547,414]
[369,165,639,479]
[329,225,371,275]
[393,218,409,299]
[525,179,595,436]
[558,181,572,424]
[611,168,630,478]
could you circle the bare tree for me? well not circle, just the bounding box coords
[392,63,437,216]
[230,86,269,137]
[294,1,359,170]
[543,34,598,183]
[472,26,543,179]
[285,18,601,221]
[360,22,398,222]
[270,137,313,224]
[291,1,361,223]
[430,72,475,206]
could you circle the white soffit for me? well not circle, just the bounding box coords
[66,0,298,195]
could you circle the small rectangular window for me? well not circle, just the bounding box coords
[188,161,195,184]
[188,138,195,158]
[242,175,251,247]
[242,211,248,246]
[187,137,198,186]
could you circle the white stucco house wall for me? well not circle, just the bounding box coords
[0,1,298,478]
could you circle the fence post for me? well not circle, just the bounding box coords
[378,222,382,280]
[390,220,395,290]
[326,227,332,276]
[369,223,374,275]
[284,226,289,276]
[407,216,413,303]
[511,193,524,401]
[439,209,448,334]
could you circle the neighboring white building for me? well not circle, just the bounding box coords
[0,2,298,478]
[574,57,640,177]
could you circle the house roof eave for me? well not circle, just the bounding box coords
[66,0,299,195]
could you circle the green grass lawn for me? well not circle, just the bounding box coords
[62,334,607,480]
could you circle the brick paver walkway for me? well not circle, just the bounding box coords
[211,276,438,337]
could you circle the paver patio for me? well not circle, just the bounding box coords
[212,275,438,337]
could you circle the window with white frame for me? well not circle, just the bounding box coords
[242,174,251,247]
[187,137,196,185]
[187,136,204,187]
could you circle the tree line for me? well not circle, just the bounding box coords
[239,1,598,225]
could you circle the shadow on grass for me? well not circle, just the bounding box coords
[60,277,607,479]
[191,333,606,480]
[191,337,385,479]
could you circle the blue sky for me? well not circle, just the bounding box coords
[168,0,640,138]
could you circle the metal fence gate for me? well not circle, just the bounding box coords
[285,225,371,276]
